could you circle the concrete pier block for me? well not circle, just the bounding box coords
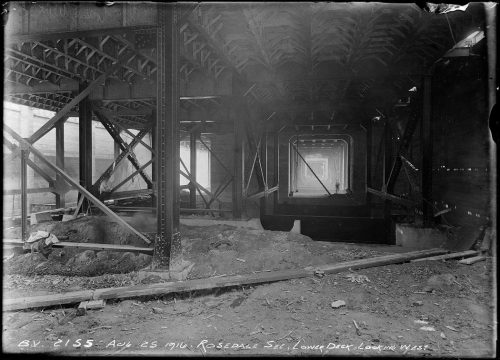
[396,224,447,250]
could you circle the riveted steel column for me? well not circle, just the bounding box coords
[78,83,93,214]
[273,131,280,213]
[421,75,433,226]
[152,3,181,270]
[189,130,197,208]
[55,119,66,208]
[260,130,268,215]
[232,98,244,219]
[21,149,28,241]
[366,119,372,207]
[151,118,157,208]
[383,121,393,241]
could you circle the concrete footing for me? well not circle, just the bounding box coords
[290,220,301,234]
[395,223,447,250]
[137,259,195,282]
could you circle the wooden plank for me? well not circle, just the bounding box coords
[3,291,94,311]
[101,188,153,201]
[3,239,153,254]
[315,248,447,273]
[411,250,478,262]
[3,248,445,311]
[458,255,487,265]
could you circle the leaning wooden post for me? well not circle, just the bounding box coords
[55,118,66,208]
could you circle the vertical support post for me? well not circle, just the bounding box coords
[260,130,268,215]
[232,98,244,219]
[484,3,497,345]
[21,149,28,241]
[78,83,93,213]
[421,75,433,226]
[273,131,280,213]
[366,119,372,208]
[383,121,393,240]
[189,130,197,208]
[114,132,121,158]
[55,119,66,208]
[150,118,157,208]
[153,3,181,271]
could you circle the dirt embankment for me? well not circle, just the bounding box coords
[4,215,389,286]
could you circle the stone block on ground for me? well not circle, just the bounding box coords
[30,212,53,225]
[62,215,76,222]
[169,259,195,281]
[79,299,106,310]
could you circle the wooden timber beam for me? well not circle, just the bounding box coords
[115,122,155,155]
[367,187,414,207]
[27,58,126,145]
[246,185,279,201]
[92,126,152,192]
[3,124,151,245]
[244,120,266,191]
[93,107,153,187]
[3,136,56,188]
[4,238,153,255]
[207,176,233,207]
[109,160,153,194]
[385,94,421,193]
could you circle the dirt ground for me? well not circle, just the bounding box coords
[2,216,496,357]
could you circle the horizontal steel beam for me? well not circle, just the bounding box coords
[6,24,156,44]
